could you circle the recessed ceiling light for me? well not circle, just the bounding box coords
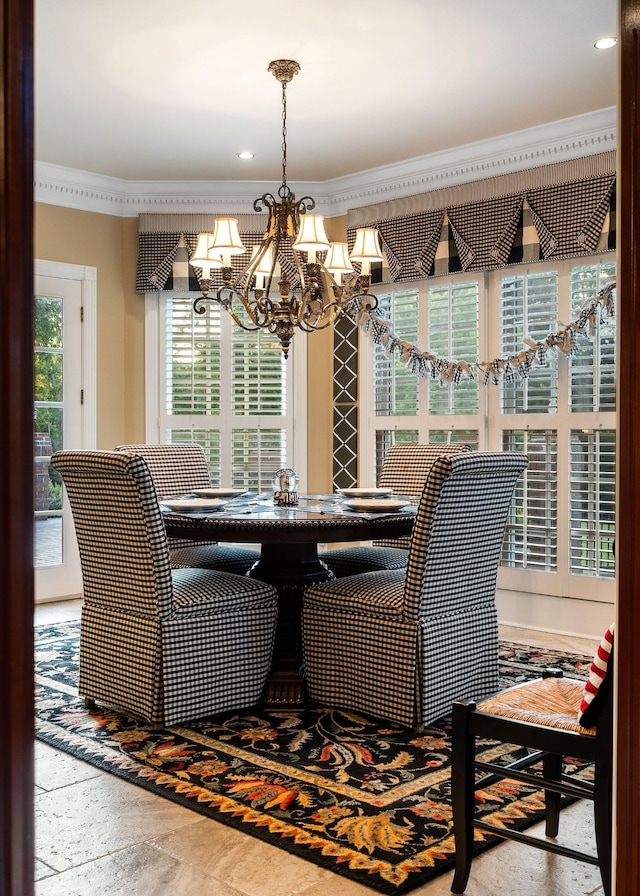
[237,151,255,160]
[594,37,617,50]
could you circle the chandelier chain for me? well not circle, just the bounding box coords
[281,80,288,195]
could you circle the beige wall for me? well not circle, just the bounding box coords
[34,204,144,448]
[33,203,338,487]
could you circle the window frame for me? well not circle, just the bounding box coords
[360,256,616,605]
[145,291,308,490]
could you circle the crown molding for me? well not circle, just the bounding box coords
[34,107,616,219]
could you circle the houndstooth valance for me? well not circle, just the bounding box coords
[135,213,304,295]
[347,152,616,283]
[136,153,616,293]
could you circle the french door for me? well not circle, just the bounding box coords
[33,261,96,601]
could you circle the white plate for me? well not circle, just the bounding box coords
[337,487,393,498]
[191,488,248,499]
[344,498,410,513]
[162,497,226,513]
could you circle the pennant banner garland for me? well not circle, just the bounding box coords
[354,282,616,388]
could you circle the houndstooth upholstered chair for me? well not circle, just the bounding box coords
[115,443,259,575]
[302,451,528,731]
[52,450,279,727]
[320,442,471,578]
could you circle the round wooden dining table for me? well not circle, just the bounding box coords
[162,492,416,707]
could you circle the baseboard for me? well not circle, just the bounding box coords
[496,588,614,640]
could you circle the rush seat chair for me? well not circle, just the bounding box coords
[320,442,471,578]
[303,451,528,730]
[450,625,614,896]
[116,443,259,575]
[52,450,278,727]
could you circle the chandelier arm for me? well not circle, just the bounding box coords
[225,306,265,333]
[291,247,310,301]
[296,196,316,215]
[230,286,279,328]
[295,300,344,332]
[193,293,225,316]
[253,193,277,215]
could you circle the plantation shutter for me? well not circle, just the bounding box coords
[501,429,558,572]
[165,297,222,416]
[500,271,559,413]
[161,295,291,492]
[374,290,420,416]
[569,261,617,413]
[569,429,615,578]
[427,280,479,414]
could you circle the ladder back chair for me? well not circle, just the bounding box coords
[450,625,614,896]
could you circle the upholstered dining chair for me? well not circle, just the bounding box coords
[319,442,471,578]
[302,451,528,730]
[52,450,279,727]
[115,443,259,575]
[450,625,614,896]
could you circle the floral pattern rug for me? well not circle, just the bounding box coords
[35,622,593,895]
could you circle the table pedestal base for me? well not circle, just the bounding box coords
[249,542,333,708]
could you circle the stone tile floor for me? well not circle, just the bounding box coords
[34,601,606,896]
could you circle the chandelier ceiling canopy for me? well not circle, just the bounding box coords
[190,59,383,357]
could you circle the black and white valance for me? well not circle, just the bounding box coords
[135,213,304,295]
[136,153,616,293]
[347,152,616,283]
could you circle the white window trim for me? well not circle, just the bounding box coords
[359,258,616,608]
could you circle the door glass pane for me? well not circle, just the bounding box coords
[34,295,64,567]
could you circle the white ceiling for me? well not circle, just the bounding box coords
[35,0,618,187]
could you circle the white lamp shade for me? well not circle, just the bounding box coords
[292,214,330,253]
[191,233,224,269]
[211,218,246,255]
[349,228,383,263]
[323,242,354,275]
[251,244,274,276]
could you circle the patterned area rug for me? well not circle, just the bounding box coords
[35,622,592,895]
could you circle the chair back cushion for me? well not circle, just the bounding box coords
[51,450,174,617]
[403,451,528,618]
[579,624,614,727]
[375,442,471,548]
[115,443,211,499]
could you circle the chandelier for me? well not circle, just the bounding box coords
[189,59,384,357]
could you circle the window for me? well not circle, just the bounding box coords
[362,256,616,601]
[149,293,306,492]
[361,274,482,483]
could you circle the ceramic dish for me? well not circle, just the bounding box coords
[336,487,393,499]
[161,497,226,513]
[191,488,248,499]
[343,497,410,513]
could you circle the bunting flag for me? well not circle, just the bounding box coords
[355,282,616,388]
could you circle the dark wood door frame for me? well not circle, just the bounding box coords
[616,1,640,892]
[1,0,35,894]
[2,2,639,894]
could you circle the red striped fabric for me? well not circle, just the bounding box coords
[578,624,614,726]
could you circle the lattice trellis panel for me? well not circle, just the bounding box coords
[333,315,359,489]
